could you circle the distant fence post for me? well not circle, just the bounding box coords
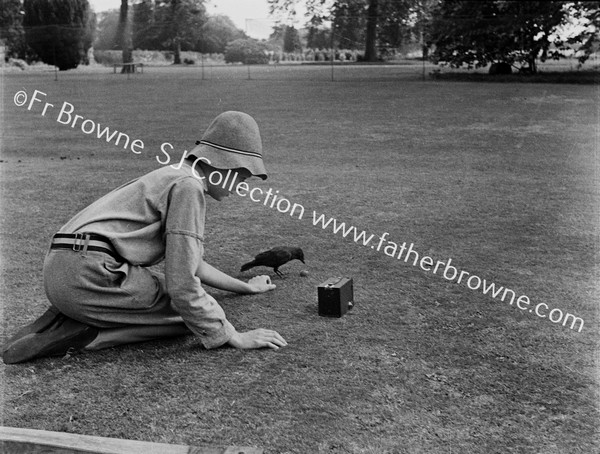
[201,53,205,80]
[422,43,426,81]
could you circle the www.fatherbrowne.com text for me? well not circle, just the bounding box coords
[14,88,585,333]
[193,166,584,333]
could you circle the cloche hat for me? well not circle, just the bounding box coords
[189,111,267,180]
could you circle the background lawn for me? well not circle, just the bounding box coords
[1,64,598,453]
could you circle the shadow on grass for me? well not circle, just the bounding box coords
[430,70,600,84]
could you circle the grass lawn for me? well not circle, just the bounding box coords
[1,64,599,453]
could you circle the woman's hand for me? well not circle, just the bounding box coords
[246,275,276,294]
[228,329,287,350]
[197,261,275,295]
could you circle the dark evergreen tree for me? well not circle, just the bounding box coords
[23,0,93,70]
[283,25,302,52]
[133,0,160,50]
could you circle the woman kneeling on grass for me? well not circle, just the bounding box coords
[3,111,287,364]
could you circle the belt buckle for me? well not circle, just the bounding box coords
[72,233,86,252]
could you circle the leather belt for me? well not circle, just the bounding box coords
[50,233,122,261]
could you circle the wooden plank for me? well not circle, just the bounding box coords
[0,427,262,454]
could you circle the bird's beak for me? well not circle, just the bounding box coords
[301,259,305,264]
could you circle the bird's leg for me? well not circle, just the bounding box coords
[274,268,285,278]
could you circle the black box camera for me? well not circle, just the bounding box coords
[318,277,354,317]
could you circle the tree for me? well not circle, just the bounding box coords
[554,1,600,66]
[133,0,161,50]
[305,15,331,49]
[159,0,206,64]
[224,38,270,64]
[82,9,96,64]
[377,0,414,50]
[331,1,365,49]
[283,25,302,52]
[269,24,285,43]
[23,0,94,70]
[363,0,378,60]
[94,10,120,50]
[197,14,245,54]
[117,0,133,72]
[269,0,419,60]
[504,1,566,73]
[306,25,331,49]
[0,0,28,60]
[127,0,207,61]
[427,0,597,72]
[411,0,438,59]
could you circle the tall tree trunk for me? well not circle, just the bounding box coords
[119,0,133,73]
[171,0,181,64]
[364,0,378,62]
[528,54,537,74]
[174,39,181,64]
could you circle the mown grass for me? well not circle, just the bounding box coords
[1,65,598,453]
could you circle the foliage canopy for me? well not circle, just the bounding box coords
[224,38,271,64]
[23,0,95,70]
[427,0,600,72]
[0,0,28,59]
